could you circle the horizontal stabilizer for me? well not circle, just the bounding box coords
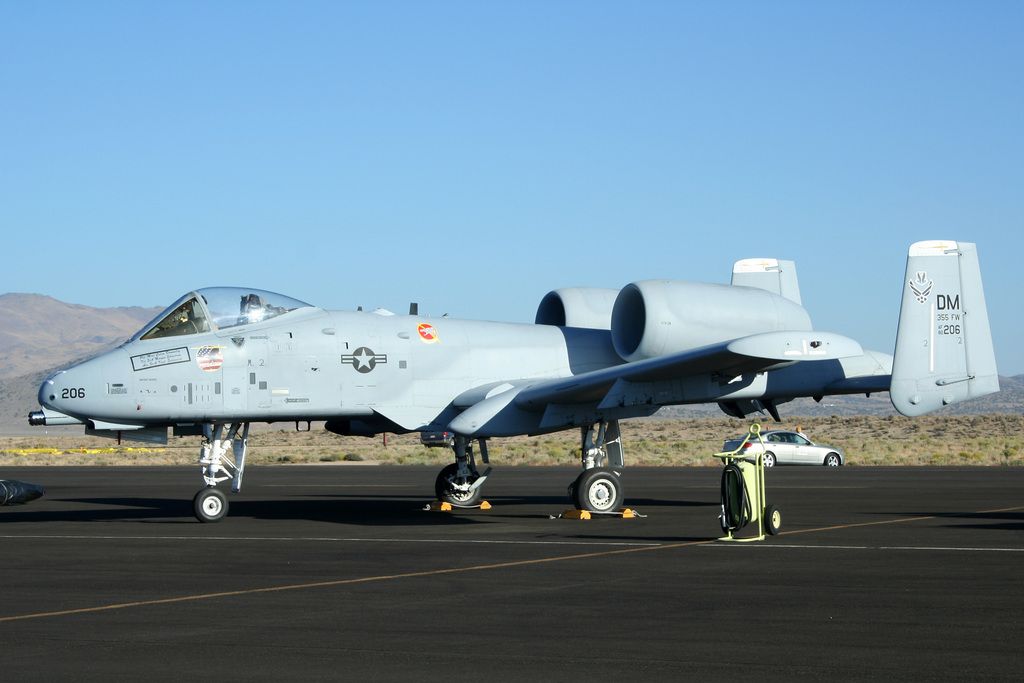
[891,241,999,416]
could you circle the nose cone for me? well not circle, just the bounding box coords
[38,372,62,410]
[37,349,124,419]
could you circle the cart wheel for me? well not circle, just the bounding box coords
[765,504,782,535]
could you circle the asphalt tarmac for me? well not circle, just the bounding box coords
[1,464,1022,680]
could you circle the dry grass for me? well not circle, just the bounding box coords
[1,415,1021,467]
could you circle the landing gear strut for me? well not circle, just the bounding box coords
[193,423,249,523]
[435,435,492,507]
[569,420,625,513]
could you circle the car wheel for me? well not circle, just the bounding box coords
[763,452,776,468]
[824,453,841,467]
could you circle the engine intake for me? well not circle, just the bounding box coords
[610,281,812,361]
[535,288,619,330]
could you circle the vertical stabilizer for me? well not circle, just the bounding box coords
[891,240,998,416]
[731,258,802,305]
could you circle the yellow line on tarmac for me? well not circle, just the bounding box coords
[778,504,1024,537]
[2,505,1021,624]
[778,515,936,536]
[0,539,712,623]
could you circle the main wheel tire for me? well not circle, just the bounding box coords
[572,467,624,513]
[824,452,842,467]
[194,487,228,523]
[763,452,777,468]
[765,503,782,535]
[434,463,483,507]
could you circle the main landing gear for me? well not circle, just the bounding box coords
[434,435,492,507]
[193,422,249,523]
[569,420,625,513]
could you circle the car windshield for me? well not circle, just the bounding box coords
[132,288,313,341]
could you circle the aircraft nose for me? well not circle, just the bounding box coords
[37,349,132,421]
[38,360,100,415]
[38,372,63,410]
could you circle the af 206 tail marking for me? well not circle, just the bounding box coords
[891,240,998,416]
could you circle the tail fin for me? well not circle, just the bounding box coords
[732,258,802,305]
[891,240,999,416]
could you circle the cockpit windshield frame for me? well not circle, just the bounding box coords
[129,288,314,343]
[139,296,211,341]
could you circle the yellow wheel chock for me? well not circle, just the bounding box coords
[424,500,492,512]
[559,508,641,520]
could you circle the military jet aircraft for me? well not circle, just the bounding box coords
[28,240,998,522]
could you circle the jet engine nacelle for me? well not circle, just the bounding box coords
[610,280,813,361]
[535,287,619,329]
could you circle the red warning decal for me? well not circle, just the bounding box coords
[417,323,439,344]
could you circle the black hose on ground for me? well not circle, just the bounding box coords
[0,480,45,505]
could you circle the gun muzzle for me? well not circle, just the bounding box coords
[28,409,84,426]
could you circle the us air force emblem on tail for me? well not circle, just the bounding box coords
[909,271,933,304]
[341,347,388,373]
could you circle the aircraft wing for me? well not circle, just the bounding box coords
[515,330,865,410]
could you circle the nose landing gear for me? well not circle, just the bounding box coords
[193,422,249,523]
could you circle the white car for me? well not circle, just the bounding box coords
[722,430,844,467]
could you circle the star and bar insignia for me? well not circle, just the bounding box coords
[341,347,388,373]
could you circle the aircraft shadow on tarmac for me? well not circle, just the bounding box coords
[878,509,1024,532]
[306,492,718,508]
[489,495,718,509]
[1,497,481,525]
[0,493,717,526]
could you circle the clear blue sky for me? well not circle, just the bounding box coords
[2,1,1021,374]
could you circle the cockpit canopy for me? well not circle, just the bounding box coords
[133,288,313,341]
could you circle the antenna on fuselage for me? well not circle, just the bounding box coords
[409,302,419,315]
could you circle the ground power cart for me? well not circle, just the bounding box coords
[715,423,782,541]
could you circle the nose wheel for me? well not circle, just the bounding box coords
[193,487,228,523]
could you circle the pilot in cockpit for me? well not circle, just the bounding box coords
[239,293,266,325]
